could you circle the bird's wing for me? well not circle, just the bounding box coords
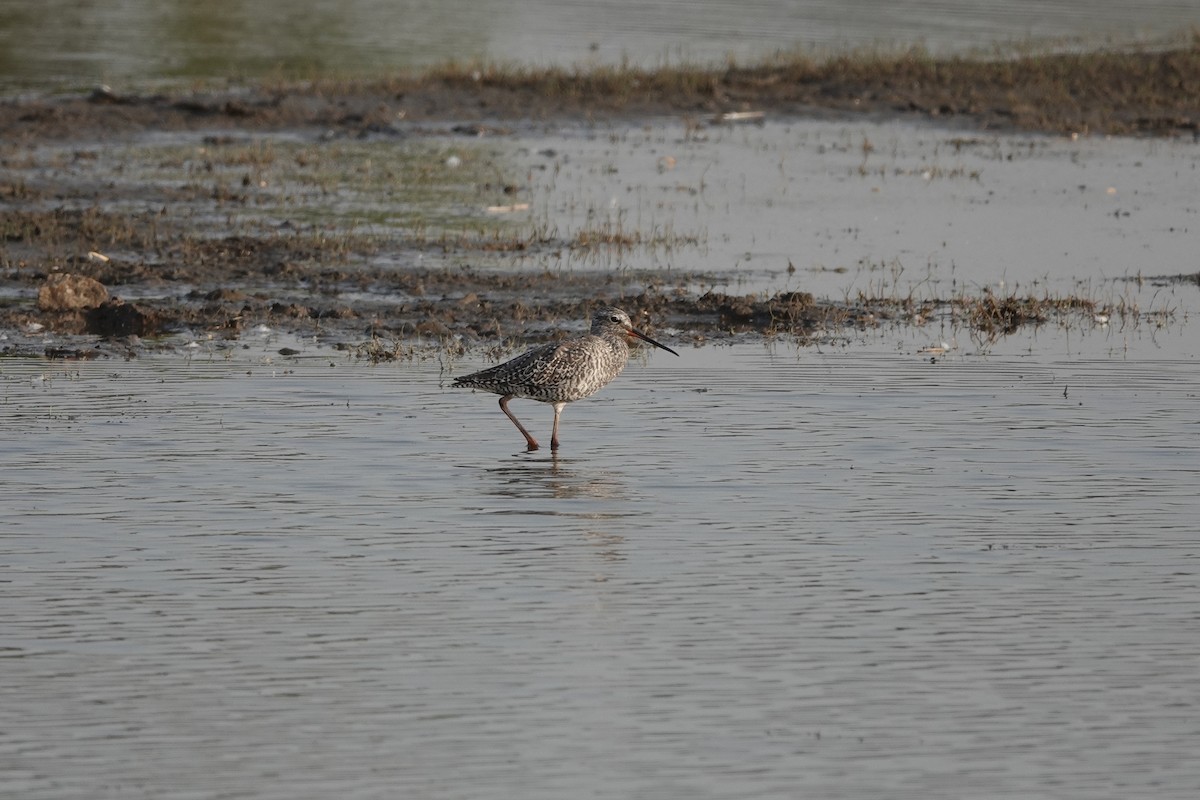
[453,340,565,385]
[517,338,595,385]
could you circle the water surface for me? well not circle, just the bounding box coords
[3,331,1199,798]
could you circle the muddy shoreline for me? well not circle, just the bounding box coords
[6,42,1199,142]
[2,44,1198,359]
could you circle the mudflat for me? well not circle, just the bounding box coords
[1,43,1197,357]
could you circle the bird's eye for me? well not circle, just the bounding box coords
[609,314,620,323]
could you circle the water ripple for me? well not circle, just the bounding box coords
[3,344,1199,799]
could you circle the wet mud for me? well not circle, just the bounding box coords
[1,43,1197,358]
[5,43,1198,142]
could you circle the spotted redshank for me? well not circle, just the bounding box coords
[452,306,679,451]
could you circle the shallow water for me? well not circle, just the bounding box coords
[3,325,1199,798]
[511,117,1200,308]
[3,0,1200,90]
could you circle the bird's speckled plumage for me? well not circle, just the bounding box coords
[452,306,678,450]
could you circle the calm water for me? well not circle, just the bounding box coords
[4,2,1200,794]
[3,330,1199,798]
[2,0,1199,90]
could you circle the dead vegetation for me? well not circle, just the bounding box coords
[429,37,1200,136]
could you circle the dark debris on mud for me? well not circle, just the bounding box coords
[0,152,858,356]
[2,42,1196,359]
[2,257,1132,364]
[0,256,826,351]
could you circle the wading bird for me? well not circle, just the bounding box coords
[452,306,679,451]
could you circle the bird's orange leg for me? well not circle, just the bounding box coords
[500,395,539,451]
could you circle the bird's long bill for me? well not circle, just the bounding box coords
[627,326,680,356]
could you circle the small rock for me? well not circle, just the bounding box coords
[84,299,161,337]
[38,273,109,312]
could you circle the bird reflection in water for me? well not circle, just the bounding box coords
[480,455,630,505]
